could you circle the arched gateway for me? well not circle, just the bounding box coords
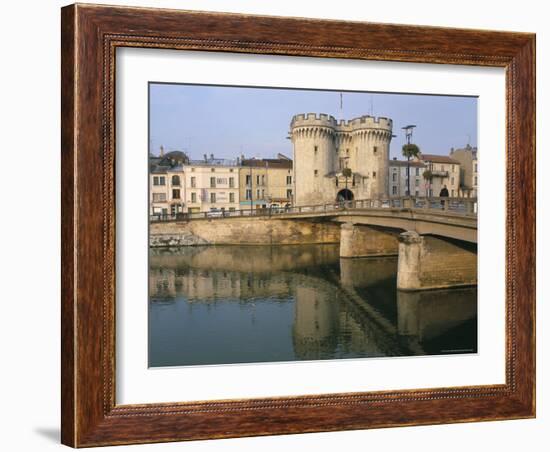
[336,189,354,202]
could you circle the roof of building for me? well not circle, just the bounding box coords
[150,167,168,175]
[149,150,190,172]
[389,159,426,168]
[188,158,239,167]
[418,154,460,164]
[241,157,293,169]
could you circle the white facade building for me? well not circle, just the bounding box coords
[388,159,428,197]
[184,157,240,214]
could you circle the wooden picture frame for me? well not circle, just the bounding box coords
[61,3,535,447]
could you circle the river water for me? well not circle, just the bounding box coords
[149,244,477,367]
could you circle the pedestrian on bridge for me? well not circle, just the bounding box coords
[439,185,449,209]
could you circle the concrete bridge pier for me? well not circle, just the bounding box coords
[339,223,399,258]
[397,231,477,291]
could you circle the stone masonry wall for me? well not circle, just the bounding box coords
[150,218,341,247]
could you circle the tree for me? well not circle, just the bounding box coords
[402,143,421,196]
[402,143,420,159]
[422,169,433,198]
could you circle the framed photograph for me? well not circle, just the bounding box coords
[61,3,535,447]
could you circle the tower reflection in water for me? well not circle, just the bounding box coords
[149,245,477,367]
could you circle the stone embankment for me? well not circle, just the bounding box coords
[149,217,341,247]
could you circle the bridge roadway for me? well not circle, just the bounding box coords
[152,197,478,244]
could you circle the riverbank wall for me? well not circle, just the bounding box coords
[150,218,341,247]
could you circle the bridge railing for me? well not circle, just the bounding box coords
[149,196,477,223]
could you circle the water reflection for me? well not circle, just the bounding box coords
[149,245,477,367]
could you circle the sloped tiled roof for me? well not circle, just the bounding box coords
[418,154,460,164]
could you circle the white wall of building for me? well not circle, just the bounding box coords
[184,165,240,213]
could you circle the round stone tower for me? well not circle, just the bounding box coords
[348,116,393,198]
[290,113,337,205]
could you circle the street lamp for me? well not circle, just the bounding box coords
[402,124,416,196]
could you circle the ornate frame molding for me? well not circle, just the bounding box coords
[61,4,535,447]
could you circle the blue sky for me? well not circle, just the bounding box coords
[149,83,477,161]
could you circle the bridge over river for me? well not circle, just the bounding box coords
[150,197,478,291]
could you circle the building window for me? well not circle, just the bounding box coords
[314,145,318,154]
[229,177,235,188]
[229,192,235,203]
[392,173,397,182]
[451,189,455,197]
[246,189,252,200]
[261,175,265,185]
[152,193,166,202]
[415,168,420,176]
[246,174,251,186]
[451,164,455,172]
[153,176,166,186]
[451,177,455,185]
[286,175,292,185]
[415,190,419,196]
[339,158,347,170]
[191,168,195,172]
[373,146,378,154]
[256,175,260,185]
[210,177,216,188]
[372,171,376,178]
[211,168,215,172]
[261,189,265,198]
[415,179,419,187]
[314,170,318,177]
[210,192,216,203]
[256,189,260,198]
[229,168,234,173]
[171,175,181,186]
[191,192,197,203]
[172,189,180,199]
[392,186,397,195]
[190,177,196,188]
[286,189,292,199]
[346,148,349,156]
[474,163,478,172]
[474,176,478,185]
[441,165,445,171]
[352,176,356,187]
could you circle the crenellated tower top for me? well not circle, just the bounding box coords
[290,113,393,138]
